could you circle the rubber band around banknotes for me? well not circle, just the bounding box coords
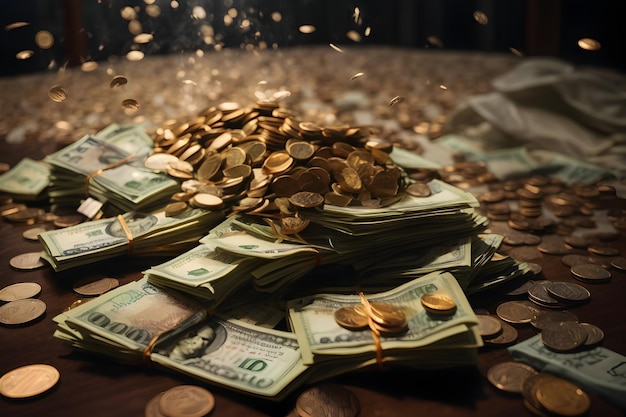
[116,214,134,255]
[84,153,136,197]
[143,332,163,365]
[358,291,385,370]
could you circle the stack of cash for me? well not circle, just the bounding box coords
[38,207,225,271]
[43,124,180,213]
[53,270,481,401]
[0,157,50,201]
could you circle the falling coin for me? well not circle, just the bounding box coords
[296,383,360,417]
[0,298,46,325]
[388,95,405,107]
[110,75,128,88]
[158,385,215,417]
[0,364,59,398]
[9,252,46,270]
[0,282,41,302]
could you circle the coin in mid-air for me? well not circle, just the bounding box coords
[0,364,59,398]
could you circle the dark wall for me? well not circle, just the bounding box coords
[0,0,623,77]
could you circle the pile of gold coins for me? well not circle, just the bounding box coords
[145,100,411,234]
[334,300,408,335]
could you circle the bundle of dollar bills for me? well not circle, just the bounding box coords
[44,124,180,213]
[0,157,50,201]
[53,271,481,400]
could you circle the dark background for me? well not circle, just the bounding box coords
[1,0,624,77]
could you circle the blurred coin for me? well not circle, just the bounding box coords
[546,281,590,303]
[158,385,215,417]
[190,193,224,209]
[560,254,591,267]
[0,298,46,325]
[530,310,578,331]
[563,235,589,249]
[22,226,48,241]
[496,300,542,324]
[534,373,590,416]
[0,364,59,398]
[144,392,166,417]
[296,383,360,417]
[289,191,324,209]
[145,153,179,172]
[476,314,502,338]
[570,263,611,283]
[541,321,588,352]
[487,361,537,393]
[483,320,518,346]
[0,282,41,302]
[63,299,85,312]
[610,256,626,271]
[73,277,119,296]
[9,252,45,270]
[537,235,570,255]
[3,207,44,223]
[164,201,188,217]
[406,182,431,197]
[505,280,537,296]
[587,244,619,257]
[53,214,85,228]
[420,293,457,315]
[580,322,604,347]
[334,306,368,330]
[367,302,407,328]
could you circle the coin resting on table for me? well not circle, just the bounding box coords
[0,46,625,417]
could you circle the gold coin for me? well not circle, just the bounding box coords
[73,277,119,296]
[144,152,179,172]
[110,75,128,88]
[22,226,48,241]
[158,385,215,417]
[0,282,41,302]
[53,214,85,228]
[281,216,310,234]
[122,98,140,111]
[367,302,407,328]
[406,182,432,197]
[0,298,46,325]
[421,293,457,314]
[289,191,324,209]
[0,364,59,398]
[165,201,188,217]
[190,193,224,209]
[334,306,369,330]
[48,85,67,102]
[487,361,537,393]
[535,374,590,416]
[296,383,360,417]
[578,37,601,51]
[9,252,46,270]
[388,95,405,107]
[34,30,54,49]
[63,299,85,312]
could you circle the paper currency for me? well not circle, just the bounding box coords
[0,157,50,200]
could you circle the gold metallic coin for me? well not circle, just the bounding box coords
[122,98,140,111]
[158,385,215,417]
[289,191,324,209]
[421,293,457,315]
[190,193,224,209]
[578,37,601,51]
[110,75,128,88]
[0,364,59,398]
[0,298,46,325]
[63,299,85,312]
[388,95,405,107]
[281,216,310,234]
[164,201,189,217]
[296,383,360,417]
[73,277,119,296]
[487,361,537,393]
[9,252,46,270]
[334,306,369,330]
[144,152,179,172]
[48,85,68,102]
[367,302,407,328]
[535,373,590,416]
[476,314,502,338]
[406,182,431,197]
[0,282,41,302]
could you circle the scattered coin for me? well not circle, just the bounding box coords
[0,364,59,398]
[0,282,41,302]
[158,385,215,417]
[534,372,590,416]
[560,253,591,267]
[73,277,120,296]
[9,252,46,270]
[296,383,360,417]
[570,263,611,283]
[541,321,588,352]
[610,256,626,271]
[505,280,537,296]
[580,322,605,347]
[476,314,502,338]
[334,306,369,330]
[483,320,518,346]
[487,361,537,393]
[144,392,166,417]
[0,298,46,325]
[22,226,48,241]
[496,300,542,324]
[587,244,619,257]
[421,293,457,315]
[527,281,565,308]
[530,310,578,332]
[63,299,85,312]
[53,214,85,228]
[546,281,590,304]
